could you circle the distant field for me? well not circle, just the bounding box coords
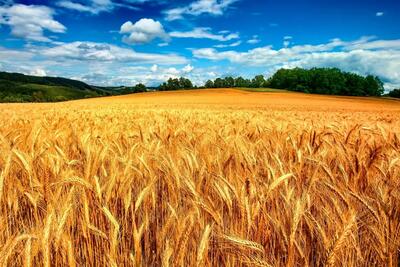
[0,89,399,266]
[238,87,289,93]
[75,88,400,112]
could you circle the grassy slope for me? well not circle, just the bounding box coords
[0,80,98,96]
[0,71,122,102]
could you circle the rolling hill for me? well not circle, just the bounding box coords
[0,72,112,102]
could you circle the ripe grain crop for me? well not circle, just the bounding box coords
[0,89,399,266]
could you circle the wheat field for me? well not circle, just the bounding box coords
[0,89,399,266]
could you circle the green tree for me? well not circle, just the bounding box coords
[234,77,248,87]
[251,75,266,88]
[205,80,214,88]
[224,76,235,88]
[134,83,147,92]
[364,75,384,96]
[179,77,193,89]
[213,78,226,88]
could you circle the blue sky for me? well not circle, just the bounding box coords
[0,0,399,89]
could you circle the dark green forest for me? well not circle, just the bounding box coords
[201,68,385,97]
[267,68,384,96]
[388,89,400,98]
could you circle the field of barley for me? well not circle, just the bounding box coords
[0,89,399,266]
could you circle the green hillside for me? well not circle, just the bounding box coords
[0,72,111,103]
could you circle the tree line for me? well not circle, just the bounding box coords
[267,68,384,96]
[159,77,193,91]
[388,89,400,98]
[158,68,388,97]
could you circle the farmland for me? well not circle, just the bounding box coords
[0,89,399,266]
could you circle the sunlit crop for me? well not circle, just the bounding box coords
[0,89,399,266]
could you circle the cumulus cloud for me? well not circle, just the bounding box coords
[120,18,169,45]
[165,0,239,21]
[30,68,47,76]
[0,4,66,42]
[170,27,239,41]
[182,64,194,73]
[376,12,384,17]
[118,19,239,44]
[192,36,400,89]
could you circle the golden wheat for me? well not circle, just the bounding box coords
[0,89,399,266]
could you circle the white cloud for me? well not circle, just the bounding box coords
[0,46,33,61]
[283,41,290,48]
[214,41,241,48]
[164,67,180,75]
[39,41,187,64]
[376,12,384,17]
[120,18,169,45]
[247,35,260,44]
[0,43,191,86]
[170,27,239,41]
[118,20,239,44]
[165,0,239,21]
[283,36,292,48]
[56,0,155,14]
[150,64,158,72]
[107,65,214,87]
[182,64,194,73]
[84,67,203,86]
[192,36,400,89]
[343,39,400,50]
[0,4,66,42]
[30,68,47,76]
[57,1,99,13]
[74,63,222,87]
